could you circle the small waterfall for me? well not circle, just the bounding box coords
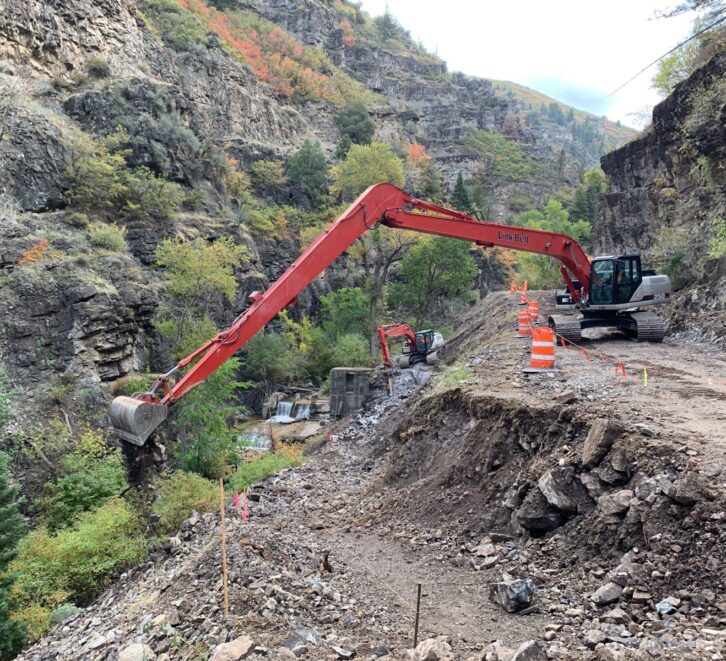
[295,404,311,420]
[276,401,293,417]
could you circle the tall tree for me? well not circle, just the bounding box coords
[334,102,376,147]
[331,142,404,200]
[286,139,328,207]
[390,236,477,327]
[450,172,472,212]
[0,450,27,661]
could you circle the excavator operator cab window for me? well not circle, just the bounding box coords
[589,259,615,304]
[415,330,433,355]
[614,256,642,304]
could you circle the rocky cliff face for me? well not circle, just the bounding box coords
[0,0,634,431]
[595,52,726,342]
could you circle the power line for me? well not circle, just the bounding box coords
[607,9,726,97]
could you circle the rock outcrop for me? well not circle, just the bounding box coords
[595,52,726,342]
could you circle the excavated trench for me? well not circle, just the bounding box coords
[368,384,724,604]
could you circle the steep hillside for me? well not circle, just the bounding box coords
[15,291,726,660]
[0,0,637,420]
[595,51,726,343]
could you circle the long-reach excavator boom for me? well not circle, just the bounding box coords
[110,183,595,445]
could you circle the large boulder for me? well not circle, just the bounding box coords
[537,467,592,513]
[582,418,622,468]
[516,489,564,532]
[210,636,255,661]
[489,578,536,613]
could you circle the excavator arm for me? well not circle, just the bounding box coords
[110,183,591,445]
[376,323,417,369]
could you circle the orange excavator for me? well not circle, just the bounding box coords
[376,324,444,369]
[110,183,670,445]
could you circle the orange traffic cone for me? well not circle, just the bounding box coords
[523,326,558,373]
[510,280,517,294]
[519,290,529,306]
[528,299,539,325]
[515,310,532,338]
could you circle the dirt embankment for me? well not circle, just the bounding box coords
[18,292,726,661]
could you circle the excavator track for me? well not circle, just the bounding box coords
[628,311,667,342]
[548,315,582,344]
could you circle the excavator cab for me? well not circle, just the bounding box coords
[589,256,642,305]
[414,330,434,354]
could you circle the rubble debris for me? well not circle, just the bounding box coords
[582,418,621,467]
[209,636,255,661]
[488,578,536,613]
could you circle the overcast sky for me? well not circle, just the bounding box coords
[356,1,696,128]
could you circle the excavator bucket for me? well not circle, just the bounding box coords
[109,396,168,446]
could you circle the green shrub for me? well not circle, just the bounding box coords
[50,602,82,625]
[228,449,301,493]
[0,369,13,430]
[335,101,375,145]
[63,211,89,229]
[249,160,286,192]
[151,471,218,534]
[88,222,128,252]
[0,451,27,658]
[9,499,146,641]
[141,0,210,50]
[120,375,154,397]
[460,129,536,182]
[86,57,110,78]
[154,236,246,359]
[36,458,126,531]
[286,139,329,206]
[331,142,404,199]
[174,359,250,479]
[652,225,703,290]
[710,214,726,258]
[320,287,370,337]
[35,429,128,531]
[242,333,297,394]
[330,333,373,368]
[68,129,184,223]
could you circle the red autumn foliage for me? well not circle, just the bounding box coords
[407,143,429,164]
[175,0,344,104]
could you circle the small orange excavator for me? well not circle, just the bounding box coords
[376,324,444,369]
[110,183,670,445]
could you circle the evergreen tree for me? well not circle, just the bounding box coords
[0,451,27,660]
[286,139,329,207]
[451,172,471,211]
[334,102,375,147]
[373,10,399,40]
[336,134,353,160]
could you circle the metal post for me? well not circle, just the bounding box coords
[413,582,422,647]
[219,478,229,617]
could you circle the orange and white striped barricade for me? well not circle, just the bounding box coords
[515,310,532,338]
[528,299,539,325]
[523,326,558,373]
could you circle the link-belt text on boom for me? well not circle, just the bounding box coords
[497,230,529,244]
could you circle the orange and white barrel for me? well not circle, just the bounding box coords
[523,326,557,372]
[515,310,532,338]
[528,299,539,325]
